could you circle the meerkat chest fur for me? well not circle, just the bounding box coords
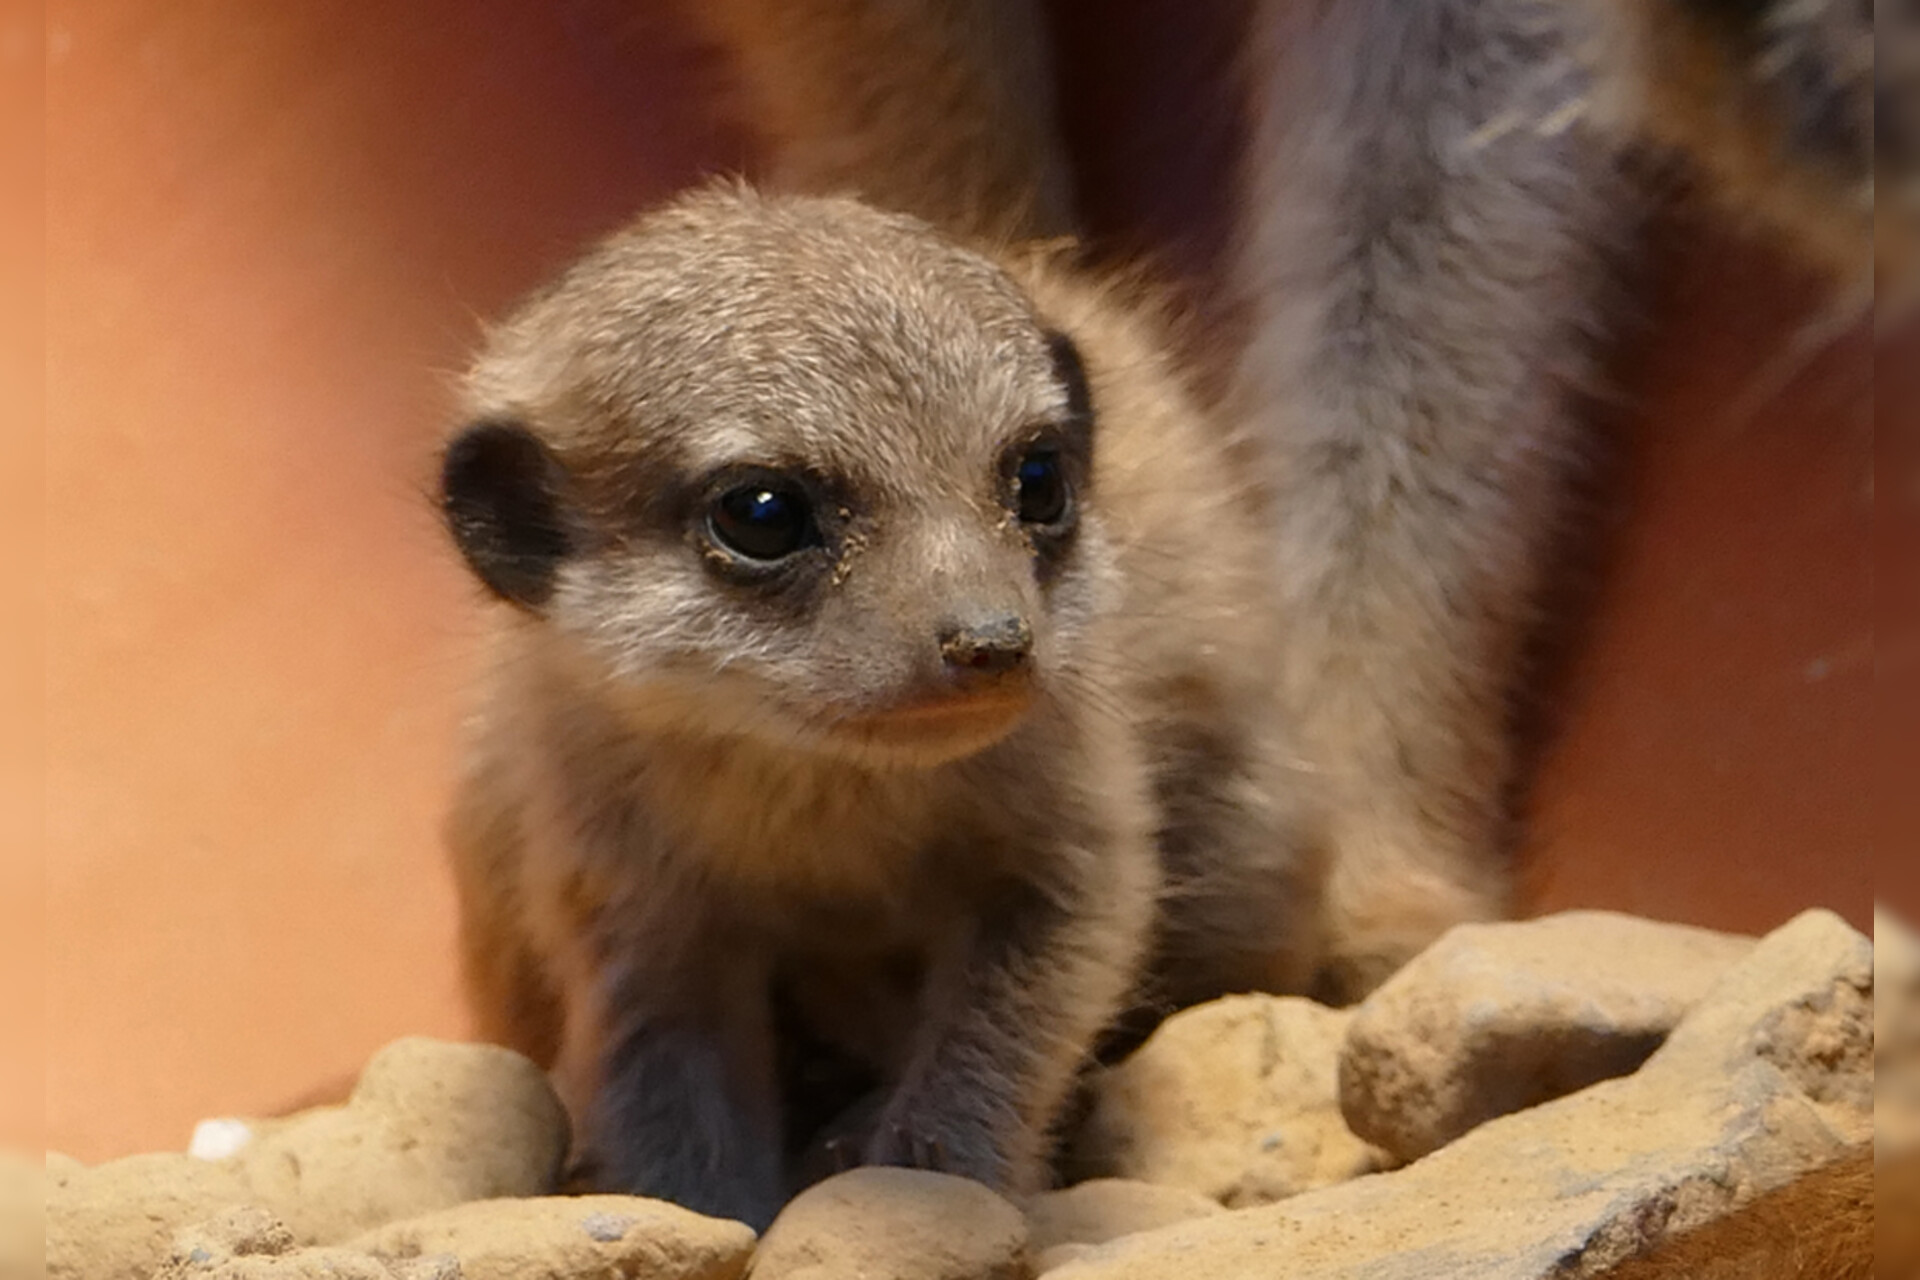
[642,733,944,905]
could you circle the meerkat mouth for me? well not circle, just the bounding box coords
[832,687,1035,757]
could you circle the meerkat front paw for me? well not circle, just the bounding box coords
[860,1091,1027,1190]
[866,1121,952,1174]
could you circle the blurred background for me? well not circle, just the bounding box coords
[39,0,1879,1163]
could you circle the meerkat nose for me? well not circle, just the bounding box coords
[938,614,1034,679]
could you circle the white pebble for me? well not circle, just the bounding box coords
[187,1117,254,1161]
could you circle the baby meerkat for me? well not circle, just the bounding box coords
[440,185,1314,1227]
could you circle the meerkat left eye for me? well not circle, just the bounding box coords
[1013,447,1070,527]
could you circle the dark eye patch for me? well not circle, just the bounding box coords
[1046,330,1093,429]
[1001,329,1094,551]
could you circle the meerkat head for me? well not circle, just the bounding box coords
[441,187,1109,768]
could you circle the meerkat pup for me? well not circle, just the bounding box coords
[439,186,1314,1227]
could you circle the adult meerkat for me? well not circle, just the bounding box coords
[1228,0,1877,997]
[440,186,1315,1226]
[684,0,1881,1002]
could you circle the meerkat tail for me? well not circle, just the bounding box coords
[1228,0,1623,1000]
[681,0,1077,242]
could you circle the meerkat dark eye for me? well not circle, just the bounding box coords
[709,482,817,561]
[1013,448,1070,527]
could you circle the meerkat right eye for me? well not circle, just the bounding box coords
[1013,448,1070,526]
[708,481,819,562]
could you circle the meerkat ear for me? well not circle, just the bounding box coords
[439,418,575,610]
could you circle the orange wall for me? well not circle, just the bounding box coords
[3,0,48,1157]
[45,2,1873,1161]
[45,0,733,1158]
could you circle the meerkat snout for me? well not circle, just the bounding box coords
[937,614,1034,679]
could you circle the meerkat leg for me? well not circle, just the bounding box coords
[866,863,1153,1193]
[1230,0,1620,1000]
[1139,712,1326,1017]
[558,925,785,1230]
[682,0,1076,240]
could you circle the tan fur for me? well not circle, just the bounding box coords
[442,187,1316,1224]
[680,0,1075,242]
[1877,3,1920,313]
[1009,246,1324,1010]
[1226,0,1620,997]
[1877,1148,1920,1278]
[1582,0,1875,293]
[1598,1147,1873,1280]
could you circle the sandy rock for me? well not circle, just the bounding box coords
[151,1195,755,1280]
[0,1153,45,1280]
[171,1206,300,1260]
[156,1206,457,1279]
[750,1167,1026,1280]
[240,1036,569,1240]
[47,1152,259,1280]
[356,1195,757,1280]
[1340,910,1755,1162]
[1035,1246,1094,1274]
[47,1037,569,1279]
[1071,995,1386,1206]
[1025,1179,1220,1274]
[1045,908,1872,1280]
[162,1245,434,1278]
[1025,1178,1221,1249]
